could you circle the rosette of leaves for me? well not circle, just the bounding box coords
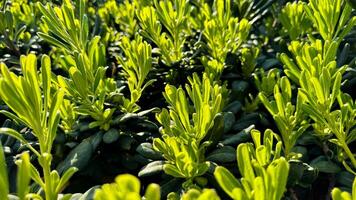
[37,0,118,130]
[202,0,251,64]
[0,54,77,200]
[94,174,160,200]
[150,73,226,188]
[136,0,191,66]
[259,76,309,157]
[279,39,356,171]
[239,46,260,78]
[214,129,289,200]
[300,74,356,171]
[253,68,280,97]
[279,40,347,85]
[238,68,280,113]
[117,34,155,113]
[279,1,312,40]
[201,57,227,81]
[9,0,37,26]
[304,0,356,42]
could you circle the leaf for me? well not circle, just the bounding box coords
[30,164,45,188]
[37,32,70,50]
[206,146,236,163]
[56,133,102,174]
[41,55,52,109]
[0,143,9,199]
[138,161,165,177]
[0,110,29,127]
[115,174,140,193]
[0,128,39,156]
[310,157,342,173]
[237,144,255,183]
[268,158,289,200]
[136,143,163,160]
[164,164,185,178]
[48,89,65,144]
[253,177,265,200]
[330,72,342,107]
[222,125,254,145]
[144,184,161,200]
[331,188,352,200]
[204,113,224,144]
[102,129,119,144]
[214,166,241,198]
[56,167,78,194]
[16,152,31,199]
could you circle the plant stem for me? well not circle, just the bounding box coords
[43,161,54,200]
[39,132,56,200]
[340,141,356,169]
[324,114,356,169]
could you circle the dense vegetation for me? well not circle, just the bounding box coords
[0,0,356,199]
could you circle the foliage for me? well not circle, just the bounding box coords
[153,73,226,186]
[305,0,356,41]
[0,54,77,200]
[38,0,117,130]
[94,174,160,200]
[202,0,251,63]
[118,34,154,113]
[0,0,355,199]
[168,188,221,200]
[214,129,289,200]
[279,1,312,40]
[137,0,191,66]
[0,143,38,199]
[259,76,309,157]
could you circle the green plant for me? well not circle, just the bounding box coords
[259,76,309,157]
[0,54,77,200]
[276,0,356,175]
[201,57,224,80]
[202,0,251,64]
[279,40,347,85]
[331,177,356,200]
[0,8,29,56]
[0,143,41,199]
[137,0,191,66]
[253,68,280,97]
[99,0,138,36]
[117,34,155,113]
[300,77,356,171]
[279,1,312,40]
[116,0,138,35]
[305,0,356,42]
[279,39,356,171]
[10,0,36,27]
[168,188,221,200]
[94,174,160,200]
[38,0,117,130]
[153,73,226,187]
[242,68,280,113]
[214,129,289,200]
[240,46,260,78]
